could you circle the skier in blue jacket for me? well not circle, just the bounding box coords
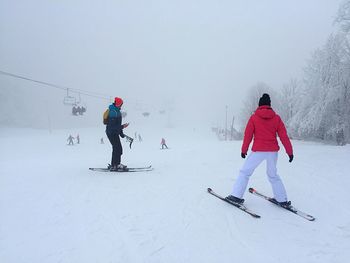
[103,97,129,171]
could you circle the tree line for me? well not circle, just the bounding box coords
[240,1,350,145]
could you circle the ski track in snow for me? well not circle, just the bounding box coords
[1,126,350,263]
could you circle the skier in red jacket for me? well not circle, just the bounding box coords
[226,93,294,207]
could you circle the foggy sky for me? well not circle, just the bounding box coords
[0,0,342,125]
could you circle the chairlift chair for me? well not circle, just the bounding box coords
[63,89,77,106]
[63,96,77,105]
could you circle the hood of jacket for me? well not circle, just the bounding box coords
[108,104,121,118]
[109,103,120,111]
[254,105,276,119]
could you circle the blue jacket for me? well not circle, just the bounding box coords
[106,104,125,137]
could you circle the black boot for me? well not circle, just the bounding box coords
[117,164,128,171]
[279,201,292,208]
[108,164,118,171]
[225,195,245,204]
[271,198,292,208]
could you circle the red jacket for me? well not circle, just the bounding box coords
[241,106,293,155]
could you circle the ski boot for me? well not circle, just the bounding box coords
[225,195,245,204]
[116,163,128,171]
[271,198,292,208]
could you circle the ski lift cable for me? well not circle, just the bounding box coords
[0,70,111,101]
[71,88,111,99]
[0,70,152,107]
[0,70,68,91]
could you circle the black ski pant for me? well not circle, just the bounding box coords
[106,131,123,166]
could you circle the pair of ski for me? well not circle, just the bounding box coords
[89,165,153,173]
[208,187,315,221]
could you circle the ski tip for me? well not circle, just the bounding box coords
[207,188,212,192]
[308,216,316,221]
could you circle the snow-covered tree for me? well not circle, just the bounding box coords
[276,78,300,128]
[290,33,350,144]
[237,1,350,144]
[335,0,350,33]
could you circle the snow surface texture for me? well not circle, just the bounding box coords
[1,124,350,263]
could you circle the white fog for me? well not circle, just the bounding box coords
[1,1,350,263]
[0,0,342,129]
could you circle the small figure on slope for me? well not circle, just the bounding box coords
[160,138,168,149]
[226,93,294,207]
[76,134,80,144]
[67,134,75,145]
[103,97,129,171]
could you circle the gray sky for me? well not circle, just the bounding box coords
[0,0,343,126]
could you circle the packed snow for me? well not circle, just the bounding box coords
[1,119,350,263]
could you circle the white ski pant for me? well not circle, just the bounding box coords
[231,152,288,202]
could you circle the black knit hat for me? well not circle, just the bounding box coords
[259,93,271,106]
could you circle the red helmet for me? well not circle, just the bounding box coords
[114,97,123,107]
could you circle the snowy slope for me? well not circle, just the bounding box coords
[1,124,350,263]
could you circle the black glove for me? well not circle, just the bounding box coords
[241,153,247,159]
[288,155,294,163]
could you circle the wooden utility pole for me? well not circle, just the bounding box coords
[231,115,235,140]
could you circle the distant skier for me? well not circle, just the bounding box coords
[103,97,129,171]
[161,138,168,149]
[100,137,104,144]
[67,135,74,145]
[76,134,80,144]
[226,93,294,207]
